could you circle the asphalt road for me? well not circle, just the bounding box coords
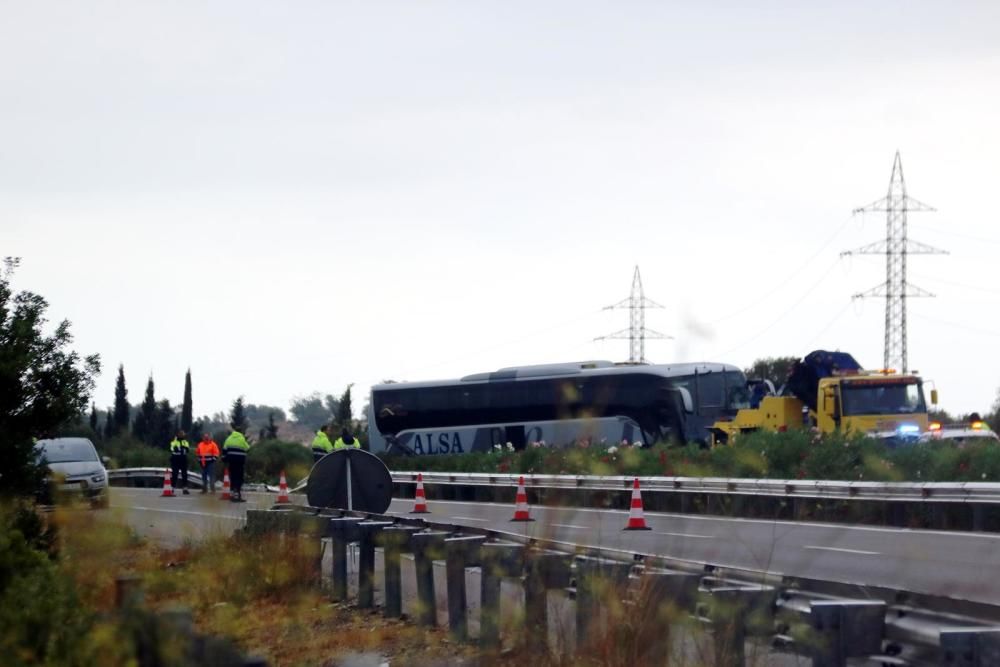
[108,486,287,546]
[109,487,1000,606]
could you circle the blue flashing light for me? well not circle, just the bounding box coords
[897,423,920,435]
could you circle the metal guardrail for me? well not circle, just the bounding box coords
[389,471,1000,504]
[109,467,1000,504]
[106,468,268,492]
[109,467,1000,662]
[108,468,1000,531]
[246,505,1000,666]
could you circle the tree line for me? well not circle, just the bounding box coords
[82,367,361,450]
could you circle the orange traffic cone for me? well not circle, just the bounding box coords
[624,477,651,530]
[161,468,175,497]
[219,468,231,500]
[275,470,291,504]
[511,476,534,522]
[411,473,430,514]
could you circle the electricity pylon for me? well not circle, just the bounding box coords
[594,265,671,363]
[842,151,946,372]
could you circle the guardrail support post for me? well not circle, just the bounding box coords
[378,526,421,619]
[479,542,525,651]
[445,535,486,642]
[808,600,885,667]
[575,557,633,652]
[641,569,701,663]
[973,504,986,532]
[524,550,571,654]
[940,627,1000,666]
[411,531,449,627]
[328,517,363,602]
[115,575,144,610]
[357,521,393,609]
[161,606,195,662]
[701,584,775,667]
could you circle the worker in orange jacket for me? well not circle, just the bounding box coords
[195,432,221,493]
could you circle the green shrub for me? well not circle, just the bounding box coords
[97,435,165,470]
[382,432,1000,482]
[0,502,109,666]
[98,435,314,485]
[245,439,313,484]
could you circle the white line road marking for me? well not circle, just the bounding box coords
[552,523,588,530]
[112,504,246,520]
[656,532,714,539]
[803,545,881,556]
[452,516,490,522]
[386,497,1000,540]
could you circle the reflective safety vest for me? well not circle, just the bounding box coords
[169,438,190,456]
[223,431,250,457]
[312,431,333,455]
[196,439,220,465]
[333,437,361,450]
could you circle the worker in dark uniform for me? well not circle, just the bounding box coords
[333,427,361,450]
[169,430,191,495]
[311,425,334,462]
[223,425,251,502]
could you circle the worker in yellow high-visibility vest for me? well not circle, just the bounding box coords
[169,430,191,495]
[223,425,250,502]
[311,425,334,462]
[333,427,361,450]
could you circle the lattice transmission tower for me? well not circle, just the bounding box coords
[841,151,946,373]
[594,266,671,363]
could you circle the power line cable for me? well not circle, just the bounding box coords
[847,252,1000,295]
[802,300,854,349]
[908,272,1000,297]
[713,257,843,358]
[910,312,1000,339]
[391,309,607,379]
[708,214,852,326]
[909,223,1000,246]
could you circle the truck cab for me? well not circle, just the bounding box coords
[710,350,935,445]
[815,372,931,442]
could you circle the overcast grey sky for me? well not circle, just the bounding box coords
[2,1,999,419]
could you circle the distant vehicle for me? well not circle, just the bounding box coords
[35,437,109,507]
[921,421,999,446]
[368,360,749,455]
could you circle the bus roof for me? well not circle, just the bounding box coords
[371,360,742,391]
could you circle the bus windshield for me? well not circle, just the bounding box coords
[841,381,926,416]
[667,371,749,413]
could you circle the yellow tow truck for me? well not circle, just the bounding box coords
[710,350,937,445]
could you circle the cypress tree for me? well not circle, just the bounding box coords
[230,396,248,432]
[190,419,204,443]
[133,376,157,444]
[153,399,175,447]
[113,365,129,434]
[89,403,98,435]
[181,369,193,433]
[336,384,353,429]
[103,408,114,440]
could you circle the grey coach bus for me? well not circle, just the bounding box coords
[367,360,748,455]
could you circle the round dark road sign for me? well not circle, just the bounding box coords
[305,449,393,513]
